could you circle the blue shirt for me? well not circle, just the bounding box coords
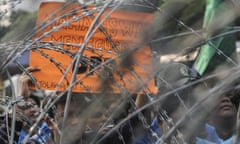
[135,116,162,144]
[196,123,240,144]
[18,122,52,144]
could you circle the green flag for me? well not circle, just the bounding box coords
[193,0,236,76]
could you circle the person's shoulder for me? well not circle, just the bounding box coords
[195,137,215,144]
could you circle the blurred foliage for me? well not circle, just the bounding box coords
[151,0,205,55]
[0,10,37,42]
[0,26,10,41]
[0,0,206,43]
[153,0,205,34]
[0,0,207,52]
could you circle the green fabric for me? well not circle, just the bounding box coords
[193,0,236,76]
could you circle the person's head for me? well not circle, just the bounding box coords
[155,62,193,120]
[202,75,240,123]
[205,88,239,140]
[210,89,239,123]
[52,92,89,144]
[51,92,124,144]
[22,94,41,127]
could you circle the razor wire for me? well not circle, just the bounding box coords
[0,0,24,19]
[0,0,240,144]
[0,2,230,144]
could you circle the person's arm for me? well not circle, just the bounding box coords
[18,67,40,98]
[135,94,152,125]
[135,94,149,109]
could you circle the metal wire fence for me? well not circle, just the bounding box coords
[0,0,240,144]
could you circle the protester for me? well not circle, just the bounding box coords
[135,62,195,143]
[0,67,52,144]
[196,84,240,144]
[0,94,42,144]
[49,92,151,144]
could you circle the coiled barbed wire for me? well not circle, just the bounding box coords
[1,0,240,144]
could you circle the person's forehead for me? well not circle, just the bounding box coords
[26,97,37,104]
[223,88,239,97]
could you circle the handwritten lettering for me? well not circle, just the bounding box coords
[50,35,128,51]
[39,81,67,89]
[48,17,147,39]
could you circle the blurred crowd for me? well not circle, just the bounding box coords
[1,0,240,144]
[0,64,239,144]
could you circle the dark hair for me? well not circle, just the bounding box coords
[207,76,240,109]
[223,87,240,109]
[155,62,192,116]
[157,87,190,116]
[41,92,89,119]
[55,92,88,107]
[29,94,41,107]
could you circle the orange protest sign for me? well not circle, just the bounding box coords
[30,2,157,94]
